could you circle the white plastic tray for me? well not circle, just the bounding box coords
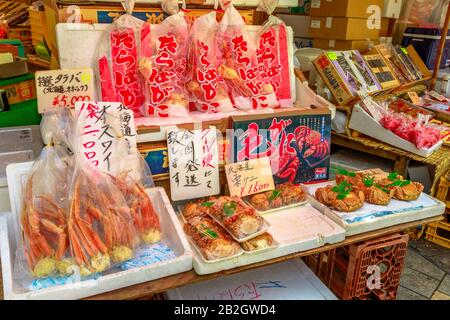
[349,105,443,158]
[302,181,446,236]
[179,201,345,275]
[1,162,193,300]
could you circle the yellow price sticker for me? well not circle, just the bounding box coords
[80,72,92,85]
[327,52,338,60]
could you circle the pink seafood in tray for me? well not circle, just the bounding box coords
[216,4,280,110]
[139,12,190,118]
[97,14,147,118]
[185,11,234,113]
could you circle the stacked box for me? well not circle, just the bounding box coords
[310,0,383,50]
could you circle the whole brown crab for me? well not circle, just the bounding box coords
[377,179,424,201]
[315,185,365,212]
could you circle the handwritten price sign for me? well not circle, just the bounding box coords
[225,157,275,198]
[36,68,94,114]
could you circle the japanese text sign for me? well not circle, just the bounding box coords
[225,157,275,198]
[167,127,220,201]
[36,68,94,114]
[75,101,137,176]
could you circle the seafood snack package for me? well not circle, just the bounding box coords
[216,1,280,110]
[140,0,190,118]
[96,1,147,117]
[256,0,293,107]
[14,136,73,288]
[110,138,162,245]
[185,8,234,113]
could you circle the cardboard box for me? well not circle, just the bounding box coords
[310,0,384,18]
[383,0,403,19]
[313,39,379,52]
[0,74,36,105]
[310,17,380,40]
[277,14,311,38]
[313,54,354,105]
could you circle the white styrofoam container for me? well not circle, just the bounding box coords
[383,0,403,19]
[349,104,443,157]
[166,259,337,300]
[302,181,446,236]
[1,162,193,300]
[183,200,345,275]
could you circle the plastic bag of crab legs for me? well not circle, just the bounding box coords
[66,157,140,277]
[215,1,280,111]
[96,0,147,118]
[256,0,293,107]
[185,1,234,113]
[15,113,74,283]
[109,137,162,245]
[140,0,190,118]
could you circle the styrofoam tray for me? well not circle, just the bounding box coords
[166,259,337,300]
[349,104,443,157]
[1,162,193,300]
[302,181,446,236]
[178,201,345,275]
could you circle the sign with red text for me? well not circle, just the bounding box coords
[75,101,137,175]
[36,68,94,113]
[167,127,220,201]
[225,157,275,198]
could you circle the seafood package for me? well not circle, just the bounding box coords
[216,2,279,110]
[256,0,293,107]
[67,159,139,276]
[140,0,190,118]
[110,138,162,244]
[183,215,243,262]
[240,232,276,253]
[185,10,234,113]
[204,196,268,241]
[246,183,307,213]
[16,111,75,280]
[96,12,147,117]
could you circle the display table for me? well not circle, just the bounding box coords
[63,215,441,300]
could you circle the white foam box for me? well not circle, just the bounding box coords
[166,258,337,300]
[302,181,445,236]
[349,104,444,158]
[1,162,193,300]
[179,200,345,275]
[383,0,403,19]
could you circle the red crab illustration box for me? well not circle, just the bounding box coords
[229,108,331,185]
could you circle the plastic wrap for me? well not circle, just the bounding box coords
[140,0,190,117]
[216,2,280,110]
[186,10,234,113]
[96,10,147,117]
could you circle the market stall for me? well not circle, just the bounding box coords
[0,0,449,302]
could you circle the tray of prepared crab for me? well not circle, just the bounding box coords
[244,183,308,214]
[302,168,445,236]
[200,196,270,242]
